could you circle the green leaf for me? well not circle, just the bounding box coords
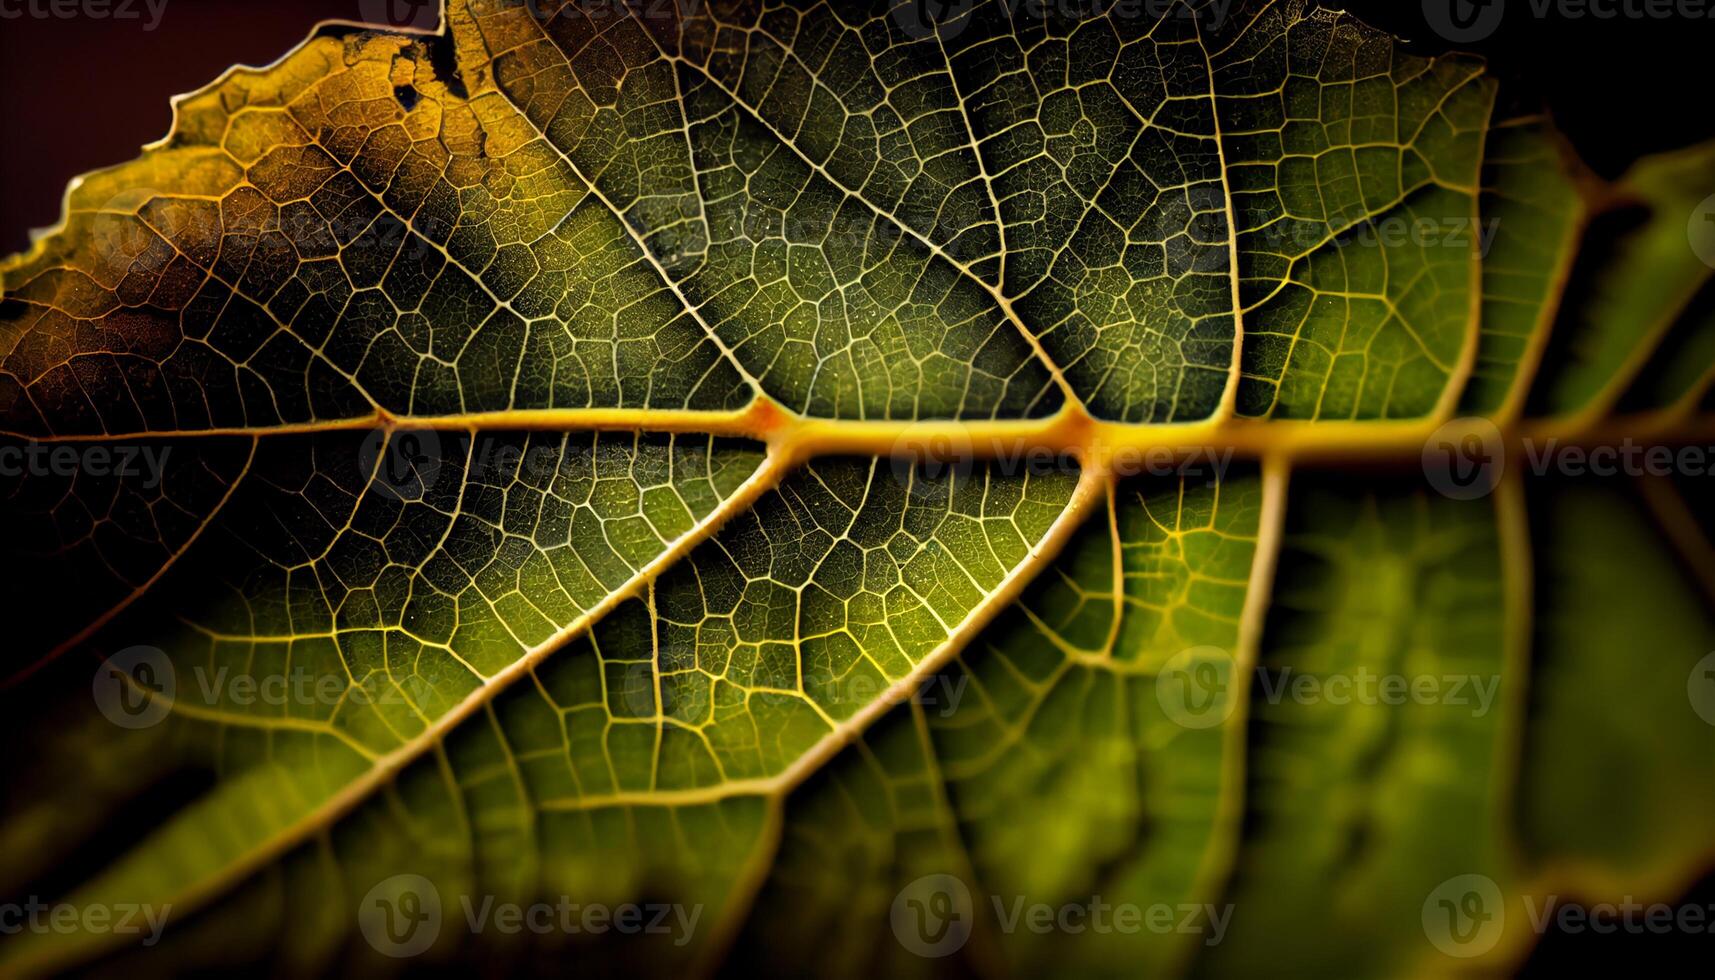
[2,2,1713,977]
[1527,141,1715,420]
[732,468,1273,978]
[1518,476,1715,885]
[1198,472,1519,978]
[1460,112,1585,419]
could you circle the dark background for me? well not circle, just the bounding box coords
[2,0,1712,252]
[0,0,373,252]
[0,0,1710,972]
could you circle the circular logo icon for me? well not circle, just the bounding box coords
[1156,646,1238,730]
[616,660,658,718]
[1688,652,1715,725]
[1689,194,1715,270]
[1422,417,1505,501]
[1422,0,1505,44]
[889,429,976,500]
[356,0,442,31]
[890,873,973,958]
[93,645,176,729]
[359,873,442,958]
[88,186,165,283]
[358,429,444,502]
[891,0,975,41]
[1422,873,1505,958]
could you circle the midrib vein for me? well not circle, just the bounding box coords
[12,397,1711,463]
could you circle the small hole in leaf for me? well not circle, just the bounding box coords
[393,84,420,111]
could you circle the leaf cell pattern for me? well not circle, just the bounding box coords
[2,1,1714,978]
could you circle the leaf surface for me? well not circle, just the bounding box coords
[2,2,1714,977]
